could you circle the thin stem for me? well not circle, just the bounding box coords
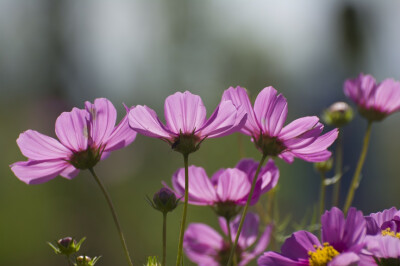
[88,168,133,266]
[176,153,189,266]
[225,218,237,266]
[227,154,267,266]
[66,255,72,266]
[319,172,326,219]
[162,212,167,266]
[332,130,343,207]
[343,121,373,214]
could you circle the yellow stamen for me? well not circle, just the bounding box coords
[308,242,340,266]
[381,228,400,239]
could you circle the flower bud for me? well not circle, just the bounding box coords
[76,255,101,266]
[48,236,86,256]
[146,256,161,266]
[314,158,333,173]
[323,102,353,127]
[148,188,179,214]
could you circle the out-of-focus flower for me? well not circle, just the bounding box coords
[223,86,338,163]
[128,91,246,155]
[344,73,400,121]
[258,207,366,266]
[48,237,86,256]
[75,255,101,266]
[365,207,400,236]
[323,102,354,127]
[147,187,179,214]
[166,159,279,218]
[184,212,272,266]
[11,98,136,184]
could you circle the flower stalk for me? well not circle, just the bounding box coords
[343,121,373,213]
[227,154,267,266]
[88,168,133,266]
[332,131,343,207]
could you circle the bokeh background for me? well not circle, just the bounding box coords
[1,1,400,265]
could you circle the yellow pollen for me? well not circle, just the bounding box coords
[308,242,340,266]
[381,228,400,239]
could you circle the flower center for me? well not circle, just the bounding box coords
[255,135,286,157]
[171,133,201,155]
[308,243,340,266]
[68,146,103,170]
[381,228,400,239]
[213,201,242,220]
[359,107,387,122]
[217,242,242,265]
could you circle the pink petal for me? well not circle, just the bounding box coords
[241,225,272,265]
[85,98,117,146]
[10,160,70,184]
[231,212,260,249]
[283,123,324,150]
[292,150,332,162]
[253,87,288,137]
[281,231,321,260]
[259,159,280,193]
[374,79,400,114]
[258,252,308,266]
[198,100,239,138]
[329,252,360,266]
[279,116,319,141]
[171,166,217,205]
[278,151,295,163]
[104,105,137,152]
[222,86,259,136]
[128,105,172,139]
[216,168,251,203]
[291,128,339,154]
[55,107,89,152]
[59,164,80,179]
[16,130,71,160]
[164,91,206,134]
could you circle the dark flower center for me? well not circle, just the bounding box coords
[69,146,103,170]
[375,257,400,266]
[359,107,387,122]
[214,201,243,221]
[172,133,201,155]
[255,135,286,157]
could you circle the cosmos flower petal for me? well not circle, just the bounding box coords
[241,225,272,265]
[222,86,260,136]
[216,168,251,203]
[259,159,280,193]
[10,160,69,185]
[374,79,400,113]
[291,128,339,154]
[279,116,320,141]
[364,235,400,259]
[258,251,308,266]
[366,207,398,235]
[291,150,332,163]
[85,98,117,146]
[164,91,207,134]
[16,129,72,160]
[254,87,288,136]
[104,106,137,152]
[59,164,80,179]
[128,105,172,139]
[230,212,260,249]
[55,107,89,151]
[281,230,321,260]
[329,252,360,266]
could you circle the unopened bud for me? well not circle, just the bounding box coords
[48,236,86,256]
[323,102,353,127]
[148,188,179,214]
[76,255,101,266]
[314,158,333,173]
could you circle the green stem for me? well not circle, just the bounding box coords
[176,153,189,266]
[343,121,372,214]
[162,212,167,266]
[332,130,343,207]
[66,255,72,266]
[225,218,237,266]
[88,168,133,266]
[227,154,267,266]
[319,172,326,219]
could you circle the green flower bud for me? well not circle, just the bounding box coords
[323,102,353,127]
[48,236,86,256]
[147,188,179,214]
[76,255,101,266]
[145,256,161,266]
[314,158,334,173]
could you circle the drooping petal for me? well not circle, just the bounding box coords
[128,105,173,139]
[85,98,117,146]
[215,168,251,204]
[322,207,366,253]
[55,107,89,152]
[279,116,319,141]
[10,159,70,185]
[104,105,137,152]
[257,251,309,266]
[16,130,72,160]
[222,86,259,136]
[329,252,360,266]
[59,164,80,179]
[171,166,217,205]
[290,128,339,154]
[280,230,321,260]
[184,223,223,266]
[164,91,207,134]
[253,86,288,137]
[292,150,332,163]
[283,123,324,150]
[231,212,259,249]
[198,100,239,138]
[259,159,280,193]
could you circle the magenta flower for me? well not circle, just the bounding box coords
[128,91,246,155]
[222,86,338,163]
[11,98,136,184]
[344,73,400,121]
[184,212,272,266]
[258,207,366,266]
[360,235,400,265]
[166,158,278,216]
[365,207,400,236]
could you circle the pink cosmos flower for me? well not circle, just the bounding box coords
[184,212,272,266]
[222,86,338,163]
[258,207,366,266]
[128,91,246,155]
[11,98,136,184]
[166,158,279,216]
[344,73,400,121]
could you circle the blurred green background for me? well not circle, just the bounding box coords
[1,1,400,265]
